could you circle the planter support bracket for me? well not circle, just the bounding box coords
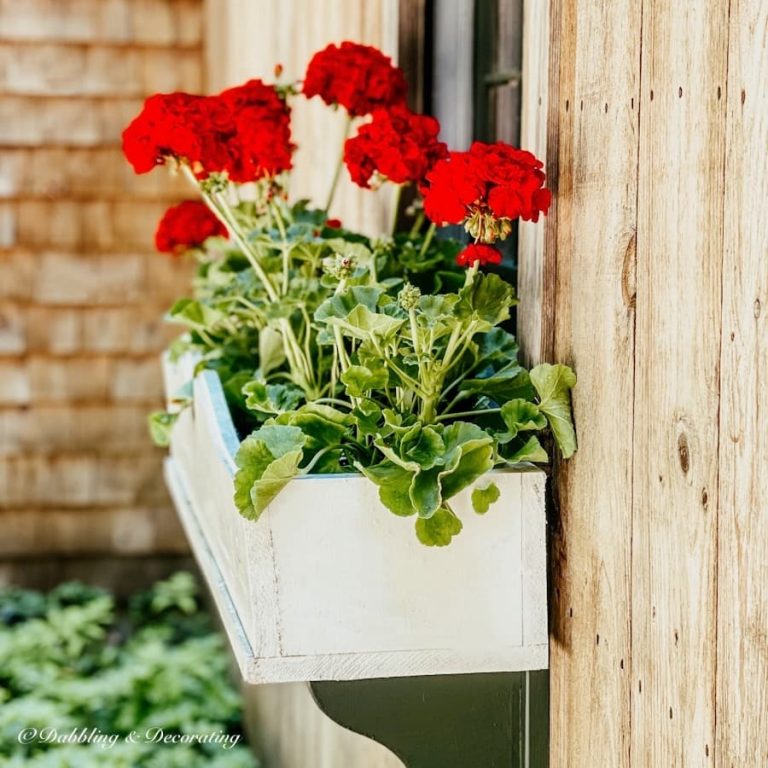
[310,670,548,767]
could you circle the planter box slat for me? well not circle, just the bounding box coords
[163,355,549,683]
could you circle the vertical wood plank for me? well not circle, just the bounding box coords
[543,1,641,765]
[631,2,728,763]
[716,1,768,764]
[518,0,551,366]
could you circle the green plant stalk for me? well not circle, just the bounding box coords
[409,209,425,238]
[418,266,482,422]
[390,183,403,236]
[191,171,315,398]
[270,200,291,296]
[324,114,353,213]
[180,164,280,303]
[418,222,437,259]
[436,407,501,422]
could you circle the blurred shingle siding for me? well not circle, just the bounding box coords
[0,0,205,558]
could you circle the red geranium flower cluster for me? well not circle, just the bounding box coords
[303,42,407,116]
[422,141,551,240]
[456,243,502,267]
[155,201,228,254]
[343,106,448,188]
[122,80,294,182]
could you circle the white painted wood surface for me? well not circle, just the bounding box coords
[162,355,548,683]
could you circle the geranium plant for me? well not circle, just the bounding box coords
[125,42,576,546]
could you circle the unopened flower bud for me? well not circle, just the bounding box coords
[322,252,356,280]
[464,207,512,244]
[398,283,421,311]
[200,172,229,194]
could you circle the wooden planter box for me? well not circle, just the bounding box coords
[162,355,549,683]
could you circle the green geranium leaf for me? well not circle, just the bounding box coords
[502,435,550,464]
[352,400,383,437]
[409,468,444,519]
[327,304,405,342]
[498,399,547,443]
[415,506,463,546]
[462,366,535,403]
[250,450,303,514]
[233,426,306,520]
[249,424,306,457]
[400,424,446,469]
[168,299,225,330]
[341,363,389,398]
[233,437,277,520]
[323,238,373,263]
[416,294,460,336]
[358,461,417,517]
[373,439,421,473]
[277,404,352,452]
[243,381,304,415]
[530,363,577,458]
[258,326,286,377]
[221,370,253,413]
[439,422,496,500]
[148,411,178,448]
[476,328,520,365]
[456,272,516,326]
[314,286,383,324]
[472,482,501,514]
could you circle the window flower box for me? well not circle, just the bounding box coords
[162,353,548,684]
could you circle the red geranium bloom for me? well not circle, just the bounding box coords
[302,42,407,116]
[344,106,448,188]
[219,80,295,181]
[421,141,551,240]
[122,92,206,174]
[456,243,502,268]
[122,81,295,183]
[421,153,486,224]
[469,142,552,221]
[155,201,228,254]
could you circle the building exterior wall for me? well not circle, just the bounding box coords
[520,1,768,765]
[205,0,398,235]
[0,0,204,559]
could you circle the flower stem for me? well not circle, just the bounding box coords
[270,200,291,296]
[324,114,353,214]
[418,222,437,259]
[409,210,425,238]
[435,407,501,422]
[180,165,280,302]
[390,184,403,236]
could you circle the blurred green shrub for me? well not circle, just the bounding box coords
[0,572,258,767]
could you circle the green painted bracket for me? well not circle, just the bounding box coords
[310,671,548,768]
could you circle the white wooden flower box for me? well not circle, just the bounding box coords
[162,354,549,684]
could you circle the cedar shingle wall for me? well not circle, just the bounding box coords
[0,0,205,557]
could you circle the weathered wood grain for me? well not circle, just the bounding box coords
[0,1,201,554]
[631,2,728,763]
[536,1,641,765]
[518,0,550,367]
[0,505,186,556]
[715,1,768,764]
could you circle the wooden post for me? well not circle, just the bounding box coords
[520,1,768,764]
[715,1,768,764]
